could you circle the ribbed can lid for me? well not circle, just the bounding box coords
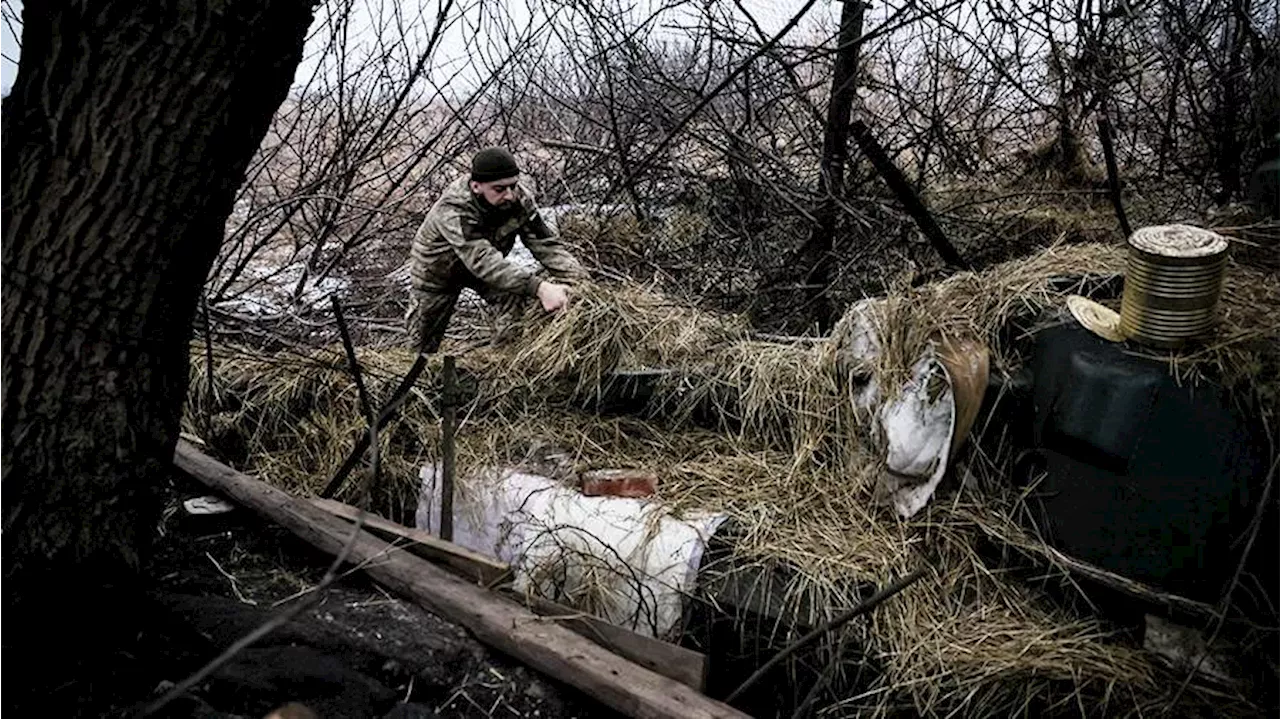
[1129,224,1228,258]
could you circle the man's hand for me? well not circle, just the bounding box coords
[536,281,570,312]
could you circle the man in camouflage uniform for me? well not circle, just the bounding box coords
[407,147,587,353]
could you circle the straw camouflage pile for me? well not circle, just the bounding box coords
[186,242,1278,717]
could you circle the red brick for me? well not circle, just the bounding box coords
[580,469,658,498]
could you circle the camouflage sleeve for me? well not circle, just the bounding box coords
[518,192,588,283]
[435,203,542,297]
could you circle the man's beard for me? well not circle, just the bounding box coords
[475,193,517,214]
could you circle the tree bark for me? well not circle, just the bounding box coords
[2,0,315,641]
[798,0,864,333]
[1212,5,1248,204]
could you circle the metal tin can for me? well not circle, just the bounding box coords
[1119,225,1229,349]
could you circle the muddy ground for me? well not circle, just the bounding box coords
[24,467,619,719]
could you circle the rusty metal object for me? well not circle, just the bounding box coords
[936,335,990,459]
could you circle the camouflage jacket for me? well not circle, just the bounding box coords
[410,176,585,296]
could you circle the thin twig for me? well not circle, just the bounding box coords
[725,567,928,704]
[601,0,823,208]
[320,351,429,498]
[332,295,376,430]
[1098,114,1132,238]
[332,295,380,506]
[791,625,851,719]
[206,552,257,606]
[202,296,216,440]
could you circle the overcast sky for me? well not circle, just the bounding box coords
[1,0,20,96]
[0,0,838,98]
[290,0,839,97]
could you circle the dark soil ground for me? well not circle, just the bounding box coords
[13,467,619,719]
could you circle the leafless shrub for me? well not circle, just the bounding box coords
[211,0,1277,335]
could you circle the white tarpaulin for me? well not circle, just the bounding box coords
[876,349,957,518]
[834,300,989,519]
[416,466,728,640]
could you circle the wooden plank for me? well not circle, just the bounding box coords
[312,497,706,690]
[174,442,747,719]
[313,498,706,690]
[308,497,510,587]
[512,592,708,693]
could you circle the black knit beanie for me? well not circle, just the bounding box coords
[470,147,521,182]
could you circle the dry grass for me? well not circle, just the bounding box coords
[184,241,1278,717]
[835,239,1279,401]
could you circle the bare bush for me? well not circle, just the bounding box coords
[211,0,1278,338]
[208,0,559,325]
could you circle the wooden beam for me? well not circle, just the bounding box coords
[849,119,969,270]
[174,442,747,719]
[513,593,708,693]
[308,497,510,587]
[312,498,707,690]
[310,498,707,690]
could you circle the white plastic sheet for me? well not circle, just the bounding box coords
[416,467,727,640]
[835,300,960,518]
[876,348,957,518]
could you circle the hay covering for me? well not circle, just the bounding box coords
[186,242,1278,717]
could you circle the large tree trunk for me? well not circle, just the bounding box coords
[1,0,315,689]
